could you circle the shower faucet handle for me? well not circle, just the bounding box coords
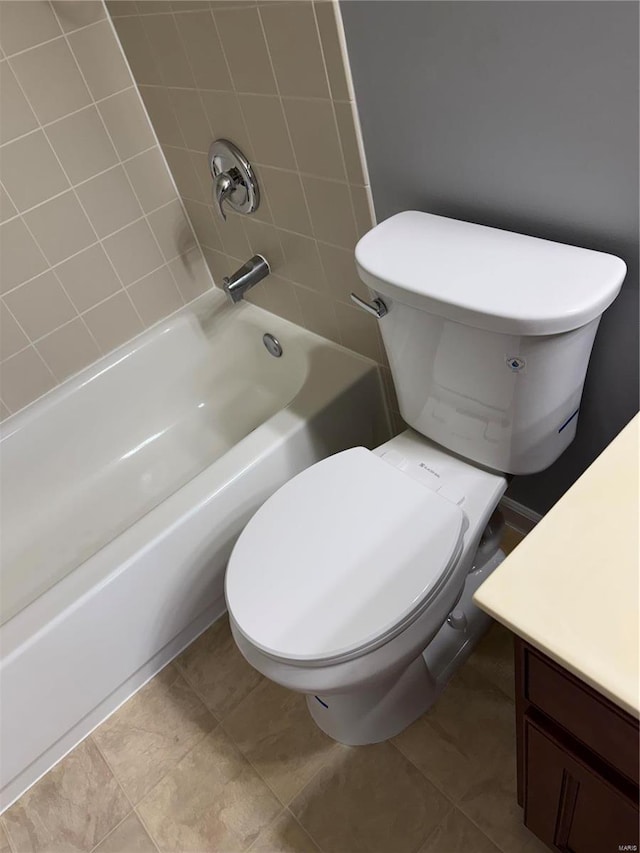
[213,171,237,222]
[209,139,260,222]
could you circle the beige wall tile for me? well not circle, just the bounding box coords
[128,265,184,326]
[278,231,325,291]
[259,2,329,99]
[93,813,157,853]
[125,147,177,212]
[68,19,132,101]
[201,246,231,284]
[242,218,284,272]
[142,13,196,88]
[168,88,212,153]
[23,190,96,265]
[3,739,129,853]
[36,317,100,380]
[98,87,155,160]
[260,167,312,235]
[0,346,55,411]
[295,284,341,343]
[174,9,232,90]
[10,37,92,125]
[336,301,383,361]
[239,94,295,170]
[351,183,376,237]
[148,198,197,260]
[283,97,345,180]
[51,2,106,34]
[317,240,362,304]
[84,290,143,350]
[245,272,304,326]
[169,248,212,302]
[313,0,352,101]
[4,270,76,340]
[0,130,69,212]
[162,144,206,202]
[139,84,184,147]
[102,217,163,284]
[0,61,38,144]
[106,1,140,16]
[183,199,222,251]
[111,15,161,85]
[301,175,357,248]
[200,90,254,160]
[334,99,367,185]
[0,183,17,223]
[0,301,28,359]
[215,6,277,95]
[0,1,61,57]
[0,217,48,292]
[76,165,142,238]
[56,244,122,311]
[217,211,251,259]
[47,106,119,185]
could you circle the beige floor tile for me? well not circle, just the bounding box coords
[248,810,320,853]
[419,808,500,853]
[466,622,516,701]
[290,742,452,853]
[457,754,550,853]
[93,813,156,853]
[137,728,281,852]
[93,664,215,805]
[223,680,339,804]
[392,667,516,805]
[3,739,129,853]
[0,821,11,853]
[176,615,263,719]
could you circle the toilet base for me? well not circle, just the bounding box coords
[306,550,504,745]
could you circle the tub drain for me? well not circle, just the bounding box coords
[263,333,282,357]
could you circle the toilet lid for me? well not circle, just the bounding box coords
[226,448,465,664]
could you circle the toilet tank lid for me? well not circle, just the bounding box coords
[355,212,626,335]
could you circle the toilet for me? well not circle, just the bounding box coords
[225,211,626,746]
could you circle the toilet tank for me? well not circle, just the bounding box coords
[356,212,626,474]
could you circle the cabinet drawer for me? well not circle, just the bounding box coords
[525,716,639,853]
[524,646,639,785]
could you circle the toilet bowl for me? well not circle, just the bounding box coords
[226,430,507,744]
[225,211,625,745]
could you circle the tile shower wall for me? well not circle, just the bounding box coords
[0,0,212,418]
[106,0,400,423]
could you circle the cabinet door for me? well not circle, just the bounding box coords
[525,717,639,852]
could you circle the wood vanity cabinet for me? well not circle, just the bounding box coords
[514,638,639,852]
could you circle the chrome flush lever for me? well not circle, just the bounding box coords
[350,292,388,318]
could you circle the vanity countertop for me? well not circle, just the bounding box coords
[475,413,639,717]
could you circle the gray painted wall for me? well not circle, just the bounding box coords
[341,0,639,514]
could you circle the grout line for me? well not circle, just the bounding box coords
[0,145,158,225]
[104,4,215,296]
[0,85,136,151]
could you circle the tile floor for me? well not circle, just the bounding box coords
[2,526,548,853]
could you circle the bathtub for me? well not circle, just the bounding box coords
[0,289,389,810]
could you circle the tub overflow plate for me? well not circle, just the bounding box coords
[263,333,282,357]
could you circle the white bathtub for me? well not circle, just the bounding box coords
[0,289,389,810]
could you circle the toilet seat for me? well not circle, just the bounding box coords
[226,448,466,666]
